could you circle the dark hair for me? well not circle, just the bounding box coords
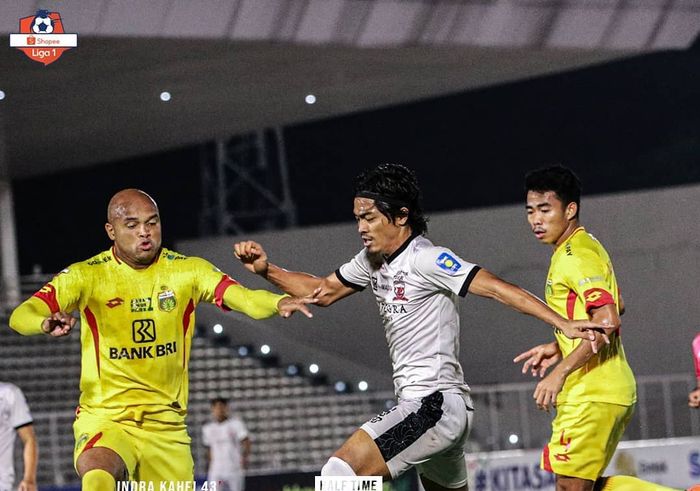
[211,397,229,406]
[354,163,428,235]
[525,165,581,217]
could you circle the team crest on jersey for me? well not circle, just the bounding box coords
[436,252,461,275]
[158,287,177,312]
[392,271,409,301]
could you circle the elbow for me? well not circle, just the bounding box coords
[601,318,621,335]
[8,309,22,334]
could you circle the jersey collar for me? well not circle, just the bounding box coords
[385,231,420,264]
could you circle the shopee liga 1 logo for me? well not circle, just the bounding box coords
[9,10,78,66]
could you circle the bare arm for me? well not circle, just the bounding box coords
[532,303,619,410]
[241,437,251,469]
[234,241,357,307]
[467,269,605,342]
[17,424,38,491]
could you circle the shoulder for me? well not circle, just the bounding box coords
[71,250,113,272]
[0,382,23,400]
[160,250,215,271]
[562,232,603,263]
[413,241,465,274]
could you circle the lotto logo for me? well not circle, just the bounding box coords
[585,291,602,303]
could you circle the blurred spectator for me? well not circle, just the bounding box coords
[0,382,37,491]
[689,334,700,407]
[202,397,251,491]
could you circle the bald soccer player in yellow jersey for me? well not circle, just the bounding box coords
[9,189,316,491]
[517,166,675,491]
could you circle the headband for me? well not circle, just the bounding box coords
[355,191,409,208]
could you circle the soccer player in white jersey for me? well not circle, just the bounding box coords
[0,382,37,491]
[234,163,605,491]
[202,397,251,491]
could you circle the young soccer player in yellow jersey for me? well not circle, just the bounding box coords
[516,166,676,491]
[9,189,317,491]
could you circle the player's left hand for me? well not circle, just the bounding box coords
[277,288,320,318]
[18,479,37,491]
[533,371,565,412]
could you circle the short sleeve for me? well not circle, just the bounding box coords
[235,419,249,441]
[9,385,33,429]
[561,250,616,313]
[202,423,211,447]
[33,265,83,313]
[413,247,480,297]
[189,257,240,310]
[336,250,370,291]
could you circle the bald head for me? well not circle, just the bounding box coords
[105,189,162,269]
[107,189,158,223]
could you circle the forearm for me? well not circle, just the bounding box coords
[264,263,324,297]
[552,340,595,380]
[9,298,51,335]
[223,284,287,320]
[481,277,565,330]
[22,437,38,484]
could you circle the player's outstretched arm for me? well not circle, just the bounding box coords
[234,240,356,306]
[10,297,75,337]
[220,284,318,320]
[467,269,608,350]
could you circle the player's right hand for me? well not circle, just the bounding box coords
[513,342,561,378]
[41,311,75,337]
[234,241,269,276]
[689,388,700,408]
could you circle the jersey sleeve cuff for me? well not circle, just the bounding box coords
[14,420,33,430]
[458,266,481,297]
[335,269,365,291]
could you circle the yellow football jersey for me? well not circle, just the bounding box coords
[546,227,636,405]
[24,247,281,423]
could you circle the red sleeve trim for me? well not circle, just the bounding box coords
[583,287,615,313]
[32,283,60,313]
[214,274,239,312]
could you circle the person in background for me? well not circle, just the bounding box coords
[0,381,37,491]
[203,397,251,491]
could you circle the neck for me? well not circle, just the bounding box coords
[553,220,581,248]
[113,246,154,269]
[384,228,414,257]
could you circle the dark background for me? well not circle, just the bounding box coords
[14,46,700,274]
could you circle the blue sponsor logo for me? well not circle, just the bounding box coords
[690,451,700,477]
[436,252,461,274]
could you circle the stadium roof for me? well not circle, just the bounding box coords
[1,0,698,178]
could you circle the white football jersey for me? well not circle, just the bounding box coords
[202,417,249,478]
[0,382,33,490]
[337,234,480,399]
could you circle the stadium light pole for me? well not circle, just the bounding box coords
[0,113,20,307]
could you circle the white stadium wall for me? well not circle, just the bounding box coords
[177,183,700,392]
